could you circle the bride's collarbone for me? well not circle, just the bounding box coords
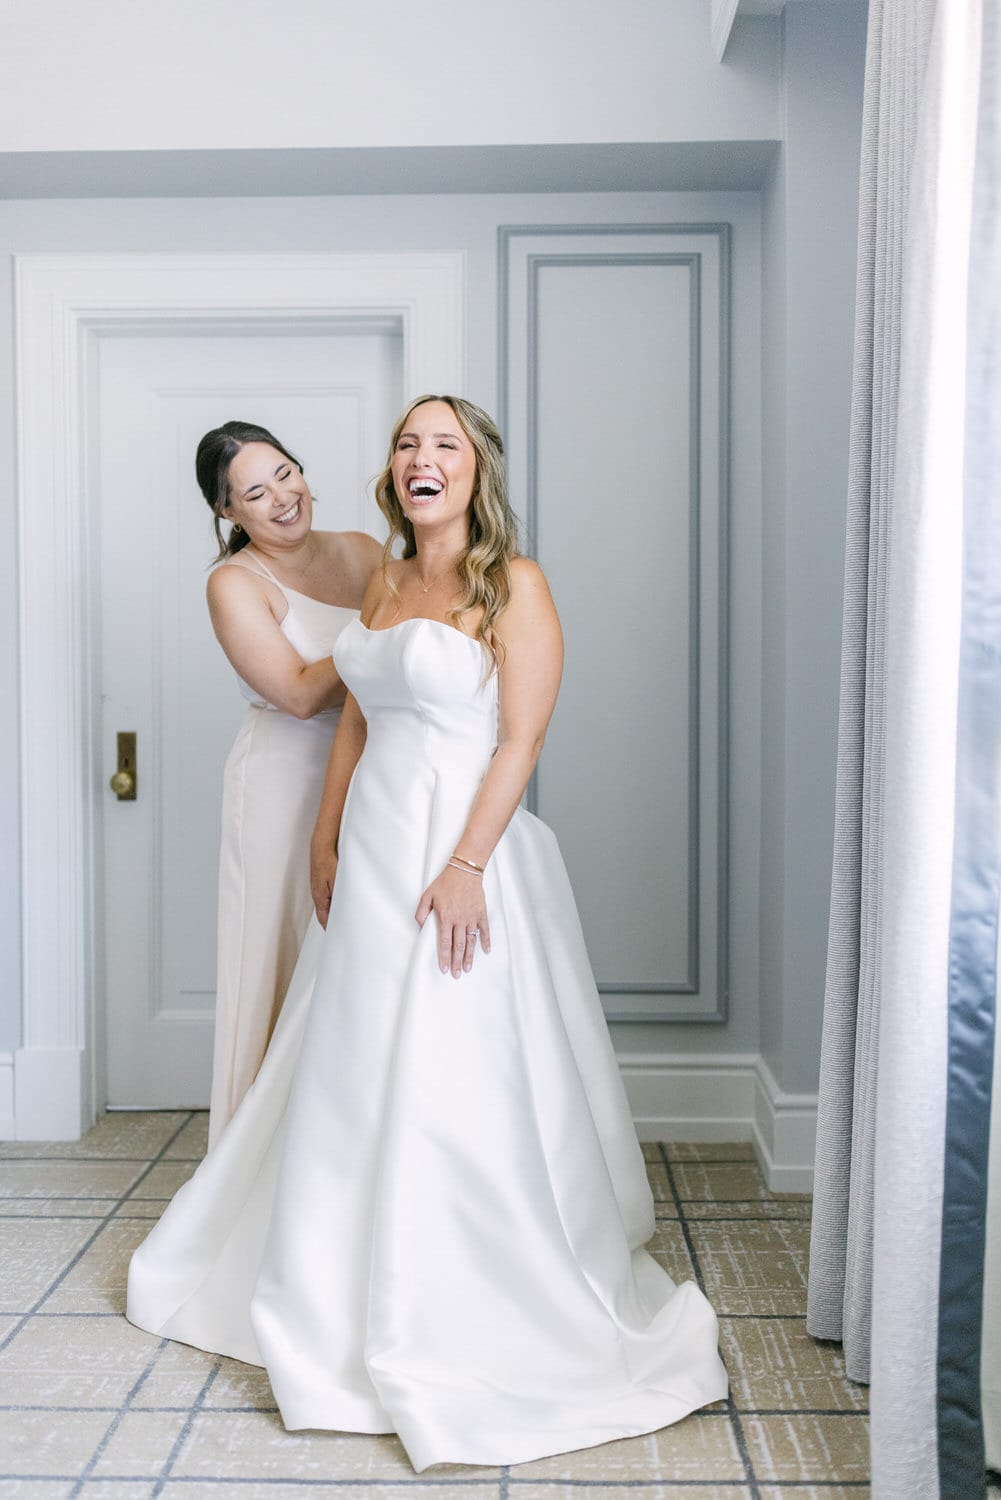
[371,601,484,638]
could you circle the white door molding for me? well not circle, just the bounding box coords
[13,251,465,1140]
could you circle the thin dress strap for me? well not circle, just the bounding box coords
[227,552,287,593]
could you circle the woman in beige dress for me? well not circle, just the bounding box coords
[196,420,380,1145]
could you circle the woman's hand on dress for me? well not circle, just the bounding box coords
[416,867,491,978]
[310,844,338,930]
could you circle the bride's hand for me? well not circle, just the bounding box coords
[416,866,491,978]
[310,843,338,930]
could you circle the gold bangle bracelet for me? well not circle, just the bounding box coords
[450,852,485,873]
[447,858,483,878]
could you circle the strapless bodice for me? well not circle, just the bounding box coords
[334,617,498,774]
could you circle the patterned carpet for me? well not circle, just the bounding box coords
[0,1114,877,1497]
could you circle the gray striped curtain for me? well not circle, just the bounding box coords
[807,1,1000,1497]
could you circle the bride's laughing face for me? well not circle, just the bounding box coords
[391,401,477,532]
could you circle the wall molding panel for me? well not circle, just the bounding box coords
[12,251,464,1140]
[499,223,731,1023]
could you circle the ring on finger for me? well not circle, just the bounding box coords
[466,927,479,938]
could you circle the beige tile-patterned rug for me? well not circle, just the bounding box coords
[0,1116,878,1498]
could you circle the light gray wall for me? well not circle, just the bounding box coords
[0,186,765,1065]
[0,3,870,1103]
[758,1,868,1094]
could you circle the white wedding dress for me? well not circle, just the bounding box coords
[127,617,728,1471]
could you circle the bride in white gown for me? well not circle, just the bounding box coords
[127,395,728,1471]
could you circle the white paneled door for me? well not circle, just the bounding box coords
[99,327,401,1106]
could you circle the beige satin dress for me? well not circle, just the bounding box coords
[208,554,357,1147]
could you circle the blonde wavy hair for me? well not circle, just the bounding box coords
[374,395,519,663]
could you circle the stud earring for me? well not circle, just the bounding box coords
[232,523,242,533]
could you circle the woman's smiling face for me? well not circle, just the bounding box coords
[223,442,313,547]
[391,401,477,532]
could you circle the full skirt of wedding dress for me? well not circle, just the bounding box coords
[128,618,728,1470]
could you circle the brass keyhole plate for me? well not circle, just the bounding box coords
[110,731,137,800]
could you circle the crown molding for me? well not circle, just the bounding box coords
[711,0,810,62]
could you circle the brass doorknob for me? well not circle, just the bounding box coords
[110,730,137,800]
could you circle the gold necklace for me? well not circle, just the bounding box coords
[416,559,452,594]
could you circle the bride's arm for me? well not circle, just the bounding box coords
[415,557,564,977]
[309,692,368,928]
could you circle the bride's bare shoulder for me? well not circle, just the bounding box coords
[507,556,554,607]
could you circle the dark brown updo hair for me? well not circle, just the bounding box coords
[196,420,304,562]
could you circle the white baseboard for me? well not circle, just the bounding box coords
[0,1052,14,1138]
[0,1044,816,1192]
[9,1046,90,1140]
[617,1051,757,1142]
[617,1050,817,1193]
[751,1055,818,1193]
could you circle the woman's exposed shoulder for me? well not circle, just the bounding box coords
[209,555,290,603]
[351,530,384,558]
[320,529,383,586]
[508,555,552,601]
[500,557,559,638]
[206,559,265,600]
[205,559,283,630]
[318,528,381,558]
[509,554,545,581]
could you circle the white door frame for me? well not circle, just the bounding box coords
[12,251,465,1140]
